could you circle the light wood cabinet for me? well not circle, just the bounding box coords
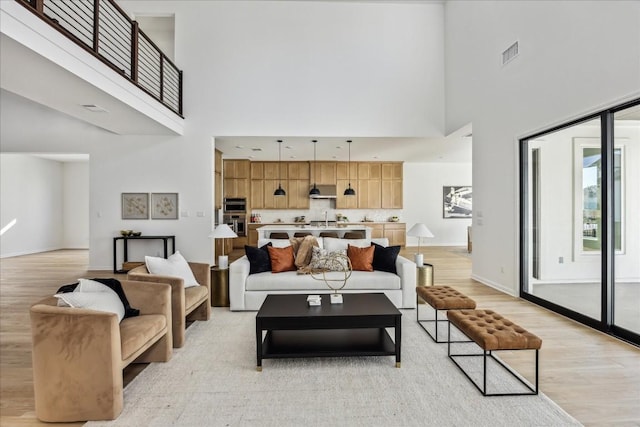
[382,179,403,209]
[223,159,250,198]
[310,162,337,185]
[263,162,287,180]
[263,180,288,209]
[223,177,249,198]
[357,162,381,180]
[336,162,358,180]
[250,179,264,209]
[382,163,402,180]
[288,179,310,209]
[383,223,406,246]
[357,179,381,209]
[214,150,223,209]
[250,162,264,179]
[336,179,358,209]
[288,162,310,180]
[224,160,249,179]
[368,223,385,239]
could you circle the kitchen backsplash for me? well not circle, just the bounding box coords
[251,198,403,223]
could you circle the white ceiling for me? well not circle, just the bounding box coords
[215,131,472,163]
[1,12,472,164]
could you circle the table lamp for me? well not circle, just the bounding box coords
[208,224,238,269]
[407,223,434,266]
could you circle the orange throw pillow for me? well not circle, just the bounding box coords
[347,244,374,272]
[267,245,296,273]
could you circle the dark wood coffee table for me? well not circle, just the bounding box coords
[255,293,401,371]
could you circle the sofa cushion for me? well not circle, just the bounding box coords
[259,237,324,249]
[291,235,319,268]
[145,251,200,288]
[372,243,401,274]
[347,245,374,271]
[119,314,167,361]
[245,243,272,274]
[184,285,209,313]
[245,270,401,291]
[324,237,370,252]
[268,246,297,273]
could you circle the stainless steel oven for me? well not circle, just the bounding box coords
[223,214,246,237]
[223,197,247,213]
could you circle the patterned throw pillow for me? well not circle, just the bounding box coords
[308,247,349,271]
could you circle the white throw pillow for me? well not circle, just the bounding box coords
[55,279,125,321]
[323,237,371,252]
[257,239,292,248]
[145,251,200,288]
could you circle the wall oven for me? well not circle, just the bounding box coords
[223,197,246,213]
[223,214,246,237]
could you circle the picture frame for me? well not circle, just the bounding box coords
[443,186,472,219]
[121,193,149,219]
[151,193,179,220]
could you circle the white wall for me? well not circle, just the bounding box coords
[445,0,640,294]
[0,154,63,257]
[63,162,90,249]
[404,162,472,246]
[2,0,447,269]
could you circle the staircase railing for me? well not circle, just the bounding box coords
[17,0,183,117]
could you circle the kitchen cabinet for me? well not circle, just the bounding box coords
[262,180,289,209]
[383,223,406,246]
[250,179,264,209]
[357,179,381,209]
[223,177,249,198]
[214,150,223,209]
[288,162,310,180]
[381,163,403,209]
[310,162,337,185]
[287,179,310,209]
[223,159,250,198]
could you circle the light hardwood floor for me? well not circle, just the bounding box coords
[1,248,638,426]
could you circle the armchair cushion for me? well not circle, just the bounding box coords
[56,278,140,319]
[145,251,200,288]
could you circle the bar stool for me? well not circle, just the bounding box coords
[343,231,365,239]
[293,232,312,237]
[269,232,289,239]
[319,232,338,238]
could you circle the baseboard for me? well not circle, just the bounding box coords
[470,273,517,297]
[0,246,63,259]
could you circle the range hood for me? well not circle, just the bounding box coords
[309,184,337,199]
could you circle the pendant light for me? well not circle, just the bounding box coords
[274,140,286,196]
[344,139,356,196]
[309,139,320,196]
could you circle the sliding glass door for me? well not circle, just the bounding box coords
[520,99,639,345]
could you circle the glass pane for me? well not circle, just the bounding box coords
[613,105,640,334]
[524,118,602,321]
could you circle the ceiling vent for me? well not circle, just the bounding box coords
[251,148,262,152]
[502,41,519,66]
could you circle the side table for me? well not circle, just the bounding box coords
[210,267,229,307]
[417,263,434,287]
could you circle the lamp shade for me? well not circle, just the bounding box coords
[407,223,434,238]
[208,223,238,239]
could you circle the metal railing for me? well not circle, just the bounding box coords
[18,0,183,116]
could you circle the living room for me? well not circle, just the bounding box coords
[1,0,639,425]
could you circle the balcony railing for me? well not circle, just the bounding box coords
[18,0,183,116]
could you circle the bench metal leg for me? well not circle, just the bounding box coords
[416,293,472,344]
[447,321,539,396]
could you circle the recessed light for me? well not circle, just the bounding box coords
[285,146,293,149]
[336,146,342,149]
[251,148,262,152]
[332,156,337,159]
[373,156,379,159]
[81,104,109,113]
[235,145,244,149]
[290,156,296,159]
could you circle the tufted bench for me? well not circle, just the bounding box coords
[447,309,542,396]
[416,285,476,343]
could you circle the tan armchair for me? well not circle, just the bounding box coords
[128,262,211,348]
[30,280,172,422]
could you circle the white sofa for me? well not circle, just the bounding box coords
[229,237,417,310]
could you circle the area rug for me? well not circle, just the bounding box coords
[86,308,580,427]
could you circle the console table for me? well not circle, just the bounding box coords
[113,235,175,273]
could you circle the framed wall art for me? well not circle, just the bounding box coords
[151,193,179,219]
[121,193,149,219]
[443,186,472,219]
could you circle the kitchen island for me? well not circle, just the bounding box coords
[257,224,372,240]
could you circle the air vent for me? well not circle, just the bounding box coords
[251,148,262,152]
[502,41,519,65]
